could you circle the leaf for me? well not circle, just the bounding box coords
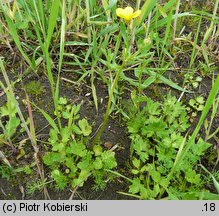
[140,165,147,173]
[91,76,98,112]
[212,176,219,194]
[72,169,90,188]
[63,41,91,46]
[200,165,219,194]
[65,157,77,173]
[78,119,92,136]
[4,14,33,67]
[160,178,169,188]
[157,3,167,18]
[131,169,139,175]
[129,178,141,194]
[135,0,157,27]
[51,169,68,190]
[120,21,126,44]
[0,98,18,117]
[72,178,84,188]
[107,0,117,10]
[32,103,59,132]
[191,138,211,156]
[77,154,93,171]
[52,142,65,152]
[72,125,82,135]
[141,121,166,138]
[132,136,149,162]
[43,152,64,167]
[146,98,161,115]
[133,158,141,169]
[150,170,161,183]
[185,168,200,184]
[93,157,103,170]
[181,73,219,169]
[48,128,59,145]
[46,0,60,48]
[0,105,10,116]
[199,192,219,200]
[93,145,103,156]
[5,117,20,138]
[101,151,117,169]
[129,178,148,199]
[182,191,203,200]
[60,127,70,143]
[99,24,119,36]
[120,72,156,90]
[69,141,87,157]
[62,111,71,119]
[189,99,196,107]
[15,165,32,175]
[73,104,81,116]
[196,96,205,104]
[166,190,179,200]
[140,69,192,93]
[127,114,145,134]
[58,97,67,105]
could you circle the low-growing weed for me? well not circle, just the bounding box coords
[0,165,13,181]
[0,97,20,140]
[25,81,43,96]
[187,96,205,118]
[121,92,217,199]
[184,73,202,89]
[43,97,117,191]
[0,90,25,152]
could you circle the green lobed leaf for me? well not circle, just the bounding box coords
[93,157,103,170]
[69,141,87,157]
[101,151,117,169]
[78,119,92,136]
[43,152,65,167]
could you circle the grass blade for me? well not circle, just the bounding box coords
[3,15,33,68]
[135,0,157,27]
[32,103,59,132]
[46,0,60,48]
[139,69,192,93]
[55,0,66,111]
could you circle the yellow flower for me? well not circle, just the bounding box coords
[116,6,141,22]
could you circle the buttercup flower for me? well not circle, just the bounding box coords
[116,6,141,22]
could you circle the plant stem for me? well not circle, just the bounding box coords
[173,0,181,40]
[85,0,91,43]
[89,62,125,148]
[136,0,141,9]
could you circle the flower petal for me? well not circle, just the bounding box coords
[131,10,141,19]
[116,8,127,19]
[124,6,134,16]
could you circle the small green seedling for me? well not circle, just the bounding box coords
[184,74,202,89]
[0,93,22,151]
[187,96,205,118]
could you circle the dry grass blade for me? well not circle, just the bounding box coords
[0,150,11,167]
